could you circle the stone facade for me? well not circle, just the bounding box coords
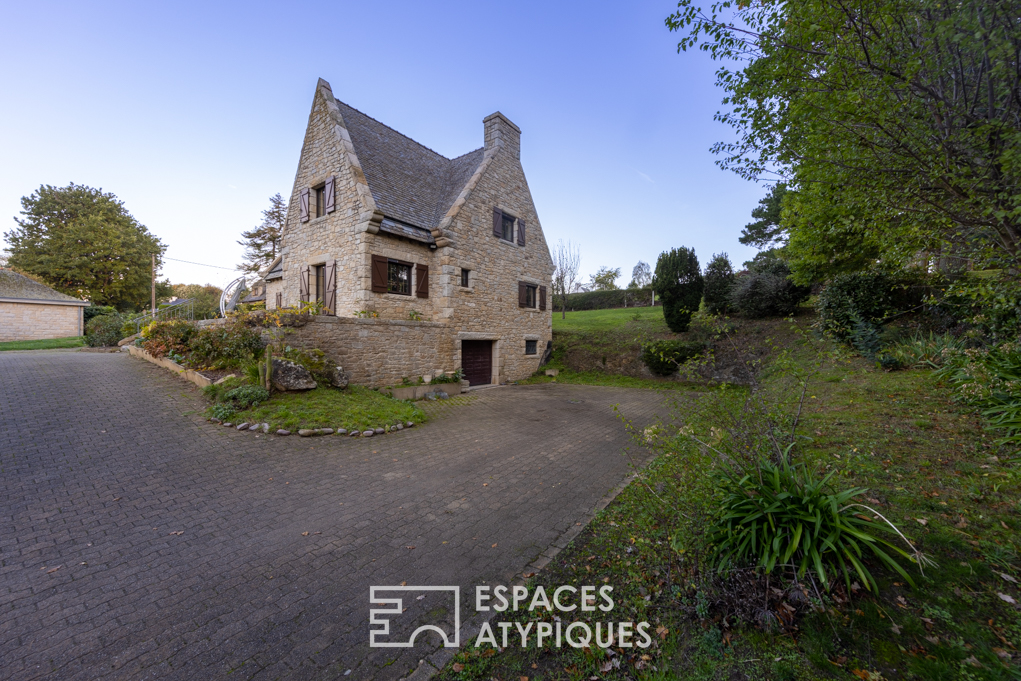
[0,301,84,341]
[265,78,554,385]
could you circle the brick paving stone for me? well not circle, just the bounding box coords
[0,350,672,680]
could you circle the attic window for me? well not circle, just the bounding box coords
[313,184,326,218]
[501,214,515,241]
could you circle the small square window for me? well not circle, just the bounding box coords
[501,213,515,241]
[388,261,411,295]
[461,269,470,287]
[524,284,537,308]
[525,340,538,355]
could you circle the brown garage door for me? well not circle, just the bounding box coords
[461,340,492,386]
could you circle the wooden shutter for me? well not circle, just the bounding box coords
[371,255,388,293]
[275,292,282,309]
[415,264,429,299]
[324,260,336,314]
[299,265,310,303]
[300,188,310,223]
[325,176,336,214]
[493,207,503,238]
[518,281,527,308]
[517,218,526,246]
[539,285,546,311]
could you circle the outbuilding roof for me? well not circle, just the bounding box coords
[0,269,89,305]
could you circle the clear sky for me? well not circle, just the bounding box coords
[0,0,762,290]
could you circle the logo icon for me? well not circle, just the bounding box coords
[369,586,460,648]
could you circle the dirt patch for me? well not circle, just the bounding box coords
[194,368,236,383]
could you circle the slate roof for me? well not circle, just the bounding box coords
[0,269,89,304]
[336,102,484,232]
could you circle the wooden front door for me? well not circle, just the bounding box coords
[461,340,492,386]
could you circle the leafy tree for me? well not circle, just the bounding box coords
[170,283,224,320]
[5,183,166,310]
[590,266,621,291]
[629,261,651,288]
[666,0,1021,278]
[740,183,788,248]
[238,193,286,275]
[551,240,582,320]
[703,252,735,314]
[653,247,703,332]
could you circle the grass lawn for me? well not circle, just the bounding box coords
[0,336,85,351]
[223,385,426,432]
[437,320,1021,680]
[552,306,670,334]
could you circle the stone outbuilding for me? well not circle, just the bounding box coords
[262,78,554,387]
[0,269,89,342]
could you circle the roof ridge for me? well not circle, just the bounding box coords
[449,147,485,162]
[335,100,458,162]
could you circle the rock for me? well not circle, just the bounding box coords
[271,359,317,392]
[336,428,347,435]
[117,333,139,347]
[349,430,359,436]
[262,423,269,433]
[276,429,291,436]
[321,428,334,435]
[223,422,233,428]
[215,374,237,385]
[396,424,403,431]
[298,429,315,437]
[426,394,437,401]
[545,368,559,377]
[374,428,384,435]
[248,424,260,431]
[362,430,374,437]
[210,418,221,424]
[236,423,250,430]
[329,367,349,389]
[406,421,414,428]
[437,392,449,399]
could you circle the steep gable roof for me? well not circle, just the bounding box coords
[0,269,88,304]
[335,101,484,232]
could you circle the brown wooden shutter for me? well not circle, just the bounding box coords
[324,260,337,314]
[300,188,310,223]
[275,292,282,309]
[493,207,503,237]
[415,264,429,299]
[539,285,546,311]
[518,281,527,308]
[299,265,310,302]
[517,218,526,246]
[371,255,388,293]
[324,176,336,214]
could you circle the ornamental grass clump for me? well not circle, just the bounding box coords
[711,454,929,593]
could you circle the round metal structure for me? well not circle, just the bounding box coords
[219,277,249,317]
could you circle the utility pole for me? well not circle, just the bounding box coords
[151,254,156,318]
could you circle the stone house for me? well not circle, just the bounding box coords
[262,78,553,387]
[0,269,89,342]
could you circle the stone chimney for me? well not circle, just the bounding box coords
[483,112,521,159]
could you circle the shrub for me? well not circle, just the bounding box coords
[140,320,196,359]
[702,253,735,315]
[223,385,270,409]
[83,305,117,326]
[817,270,923,339]
[641,340,706,376]
[189,321,264,369]
[654,247,704,332]
[711,455,921,593]
[84,313,126,347]
[729,259,809,318]
[209,403,237,421]
[936,342,1021,446]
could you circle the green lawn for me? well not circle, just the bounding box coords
[438,320,1021,681]
[0,336,85,351]
[221,385,426,432]
[552,306,670,334]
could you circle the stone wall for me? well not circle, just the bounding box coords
[266,316,455,389]
[0,302,83,341]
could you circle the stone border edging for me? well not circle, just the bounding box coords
[125,344,214,389]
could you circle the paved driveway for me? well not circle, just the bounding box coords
[0,351,671,680]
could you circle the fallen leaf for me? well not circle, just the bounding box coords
[1002,521,1010,530]
[416,595,425,600]
[523,572,535,578]
[406,546,415,550]
[46,566,61,574]
[925,635,939,645]
[302,532,309,536]
[519,677,528,681]
[829,655,848,667]
[482,483,488,487]
[916,518,928,526]
[891,623,902,634]
[400,581,407,586]
[452,663,464,672]
[1001,573,1018,584]
[491,543,498,548]
[169,531,184,536]
[964,655,982,668]
[997,593,1016,604]
[896,595,908,606]
[993,647,1012,660]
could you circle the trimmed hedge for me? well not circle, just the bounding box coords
[641,340,706,376]
[563,288,657,311]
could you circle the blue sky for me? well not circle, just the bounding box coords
[0,0,762,289]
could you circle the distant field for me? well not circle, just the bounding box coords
[550,306,670,334]
[0,336,85,351]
